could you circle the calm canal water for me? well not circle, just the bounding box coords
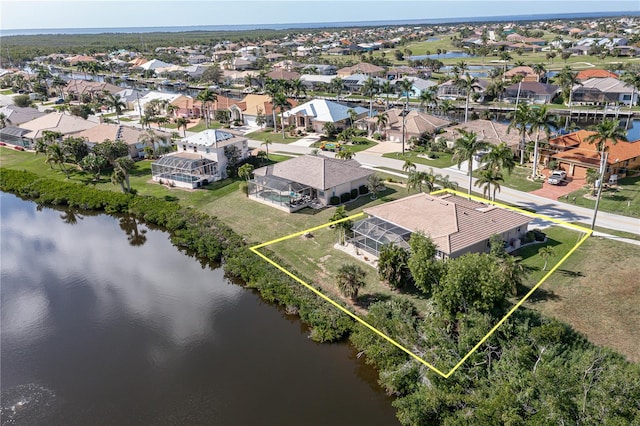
[0,192,398,425]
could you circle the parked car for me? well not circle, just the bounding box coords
[547,170,567,185]
[54,98,65,104]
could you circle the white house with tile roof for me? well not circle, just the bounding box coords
[282,99,367,132]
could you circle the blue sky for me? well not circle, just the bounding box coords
[1,0,638,30]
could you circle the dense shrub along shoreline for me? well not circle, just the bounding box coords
[2,168,639,424]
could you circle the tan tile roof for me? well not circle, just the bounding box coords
[20,112,99,139]
[253,154,373,190]
[440,120,521,148]
[364,193,531,255]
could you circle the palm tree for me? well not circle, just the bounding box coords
[406,169,437,193]
[621,70,640,125]
[362,77,379,118]
[454,74,479,123]
[289,78,306,99]
[261,138,272,159]
[0,112,11,129]
[347,108,358,128]
[507,103,532,165]
[45,143,70,178]
[272,93,291,139]
[330,206,351,245]
[174,117,189,137]
[196,88,217,129]
[330,77,343,100]
[137,128,169,158]
[105,93,126,124]
[528,106,553,179]
[554,66,580,109]
[336,263,367,301]
[474,167,504,201]
[499,51,512,76]
[484,142,515,175]
[452,129,489,197]
[380,80,394,110]
[238,163,254,184]
[396,78,413,109]
[375,111,388,134]
[586,119,628,176]
[487,79,507,102]
[418,87,438,111]
[51,75,67,99]
[539,246,556,271]
[402,159,416,173]
[112,156,134,193]
[264,80,282,131]
[532,63,547,82]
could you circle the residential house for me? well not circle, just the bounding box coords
[359,108,449,142]
[136,59,173,72]
[571,77,638,106]
[350,193,532,258]
[18,112,100,147]
[548,129,640,180]
[63,80,122,100]
[152,129,248,188]
[576,69,619,81]
[504,66,539,82]
[299,74,336,91]
[336,62,385,78]
[170,95,203,119]
[249,154,374,212]
[266,69,301,82]
[401,76,439,99]
[75,123,172,159]
[0,105,47,126]
[63,55,97,65]
[386,66,421,80]
[503,82,559,104]
[437,120,522,150]
[302,64,337,75]
[282,99,368,133]
[437,79,488,101]
[134,91,182,116]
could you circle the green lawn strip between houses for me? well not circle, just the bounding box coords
[564,175,640,218]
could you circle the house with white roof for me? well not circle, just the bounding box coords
[151,129,248,188]
[134,91,182,116]
[282,99,368,133]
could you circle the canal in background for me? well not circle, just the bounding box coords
[0,192,398,425]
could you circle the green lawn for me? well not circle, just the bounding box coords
[564,175,640,217]
[188,119,222,132]
[382,150,455,169]
[312,137,378,153]
[246,128,301,144]
[490,165,543,192]
[0,89,13,95]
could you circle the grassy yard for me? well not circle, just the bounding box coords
[523,235,640,363]
[382,150,455,169]
[565,175,640,217]
[246,128,301,144]
[312,136,378,153]
[485,165,543,192]
[188,119,222,132]
[0,89,14,95]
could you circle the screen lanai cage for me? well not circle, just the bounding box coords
[248,174,314,212]
[350,216,411,257]
[151,155,218,189]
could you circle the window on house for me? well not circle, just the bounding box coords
[193,146,198,153]
[182,145,186,151]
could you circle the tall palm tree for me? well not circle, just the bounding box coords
[454,74,479,123]
[528,106,553,179]
[380,80,394,110]
[474,167,504,201]
[238,163,254,183]
[289,78,306,99]
[51,75,67,99]
[261,138,272,160]
[418,87,438,111]
[347,108,358,128]
[499,51,512,76]
[585,119,628,230]
[272,93,291,139]
[484,142,516,175]
[621,70,640,126]
[406,169,437,193]
[196,88,217,129]
[539,246,556,271]
[336,263,367,301]
[174,117,189,137]
[452,129,489,197]
[396,78,414,110]
[532,63,547,82]
[264,80,282,131]
[105,93,126,124]
[362,77,379,118]
[507,103,532,165]
[335,148,355,160]
[375,111,389,134]
[330,77,343,100]
[554,66,580,110]
[46,143,70,178]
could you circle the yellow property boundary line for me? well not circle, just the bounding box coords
[250,189,593,378]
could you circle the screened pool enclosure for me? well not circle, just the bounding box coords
[151,154,218,189]
[350,217,411,257]
[248,175,315,212]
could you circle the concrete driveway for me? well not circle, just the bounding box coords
[531,169,587,201]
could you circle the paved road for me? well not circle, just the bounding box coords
[248,140,640,237]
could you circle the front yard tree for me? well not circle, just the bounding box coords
[378,244,411,289]
[174,117,189,137]
[238,163,254,182]
[528,105,553,179]
[45,143,70,178]
[452,129,489,197]
[336,263,367,301]
[539,245,556,271]
[474,167,504,201]
[196,88,217,129]
[330,206,352,245]
[407,231,442,295]
[105,93,126,124]
[367,174,384,199]
[507,103,532,165]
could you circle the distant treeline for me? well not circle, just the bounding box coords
[0,26,351,65]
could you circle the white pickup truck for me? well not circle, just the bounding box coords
[547,170,567,185]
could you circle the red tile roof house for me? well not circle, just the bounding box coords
[169,96,203,119]
[548,130,640,180]
[351,193,532,259]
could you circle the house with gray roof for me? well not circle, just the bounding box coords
[249,154,374,212]
[351,193,532,259]
[282,99,367,133]
[0,105,47,126]
[503,82,559,104]
[571,77,638,106]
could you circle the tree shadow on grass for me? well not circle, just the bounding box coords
[557,269,584,278]
[512,237,563,261]
[357,293,392,309]
[517,283,561,303]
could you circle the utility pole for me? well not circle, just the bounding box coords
[591,151,608,231]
